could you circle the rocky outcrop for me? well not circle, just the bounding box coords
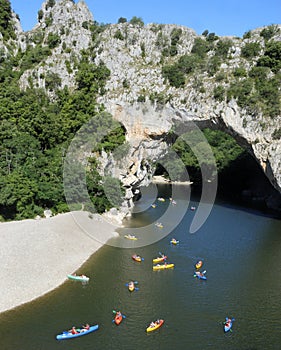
[19,0,94,90]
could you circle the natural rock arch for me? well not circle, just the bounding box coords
[105,101,281,213]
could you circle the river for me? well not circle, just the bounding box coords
[0,184,280,350]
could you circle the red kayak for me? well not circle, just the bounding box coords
[114,312,123,325]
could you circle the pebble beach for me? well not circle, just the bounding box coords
[0,211,118,313]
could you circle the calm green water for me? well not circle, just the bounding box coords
[0,185,281,350]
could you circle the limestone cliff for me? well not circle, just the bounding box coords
[4,0,281,211]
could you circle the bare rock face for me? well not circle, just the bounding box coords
[19,0,94,90]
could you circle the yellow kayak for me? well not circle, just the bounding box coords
[146,319,164,332]
[152,255,167,263]
[153,263,174,271]
[124,234,138,240]
[128,282,135,292]
[132,254,143,262]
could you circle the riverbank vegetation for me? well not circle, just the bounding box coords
[0,33,125,220]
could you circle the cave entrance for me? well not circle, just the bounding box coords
[154,128,281,217]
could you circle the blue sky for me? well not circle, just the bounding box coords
[10,0,281,37]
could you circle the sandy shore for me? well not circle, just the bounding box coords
[152,175,193,185]
[0,211,119,314]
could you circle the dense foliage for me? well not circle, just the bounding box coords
[0,22,126,220]
[157,129,244,183]
[0,0,16,40]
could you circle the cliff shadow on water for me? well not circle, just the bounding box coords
[216,151,281,218]
[154,150,281,219]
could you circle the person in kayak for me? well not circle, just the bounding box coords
[70,326,78,334]
[83,323,90,330]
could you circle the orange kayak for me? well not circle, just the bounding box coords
[114,313,123,325]
[195,260,203,269]
[146,319,164,332]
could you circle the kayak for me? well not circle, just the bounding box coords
[114,313,123,325]
[170,239,179,245]
[155,222,163,228]
[67,274,89,282]
[146,319,164,332]
[193,272,207,280]
[153,255,167,263]
[195,260,203,269]
[56,324,99,340]
[153,263,174,271]
[124,234,138,240]
[132,254,143,262]
[224,318,234,332]
[128,281,136,292]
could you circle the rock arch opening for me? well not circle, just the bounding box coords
[154,127,281,216]
[109,102,281,218]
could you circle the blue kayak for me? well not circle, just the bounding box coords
[193,272,207,280]
[56,324,99,340]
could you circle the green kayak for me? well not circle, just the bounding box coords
[67,274,89,282]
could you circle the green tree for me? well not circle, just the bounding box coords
[75,61,110,93]
[46,0,55,10]
[0,0,16,40]
[257,41,281,73]
[45,72,62,91]
[177,54,199,74]
[213,85,225,101]
[260,25,280,41]
[129,16,144,26]
[47,32,61,49]
[114,29,124,40]
[118,17,127,24]
[191,38,211,58]
[215,39,232,58]
[241,42,261,59]
[162,64,186,88]
[38,9,44,21]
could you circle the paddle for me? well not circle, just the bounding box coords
[112,310,126,318]
[158,252,166,258]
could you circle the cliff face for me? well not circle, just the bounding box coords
[3,0,281,210]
